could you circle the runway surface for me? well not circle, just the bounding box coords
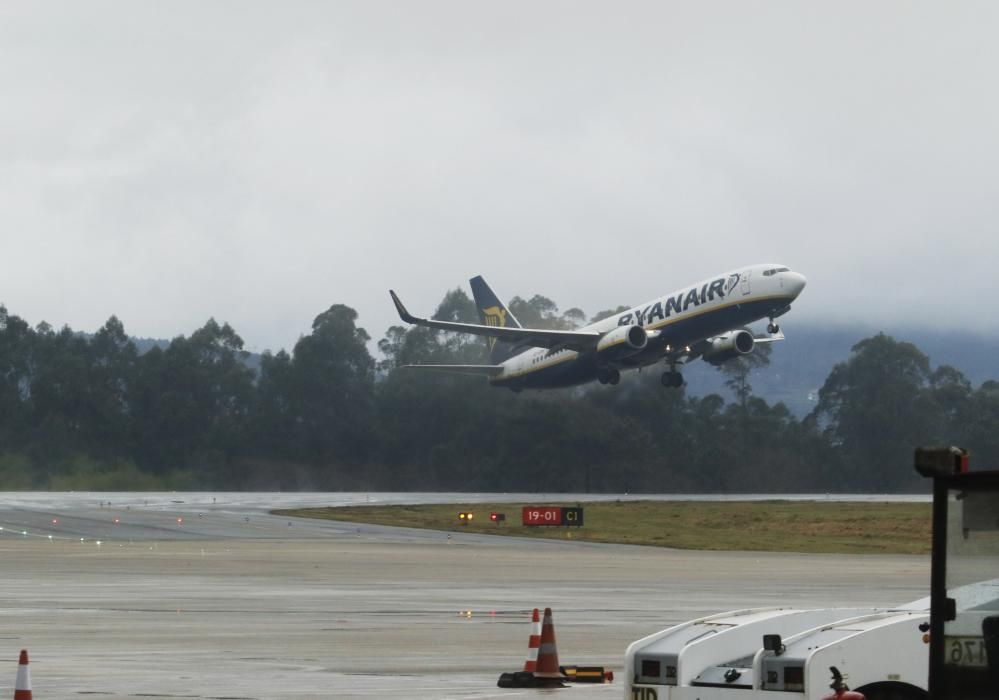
[0,492,930,699]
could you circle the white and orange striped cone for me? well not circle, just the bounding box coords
[523,608,542,673]
[533,607,565,686]
[14,649,31,700]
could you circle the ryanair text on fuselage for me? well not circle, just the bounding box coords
[617,274,740,328]
[389,264,806,391]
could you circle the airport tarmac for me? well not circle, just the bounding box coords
[0,493,930,699]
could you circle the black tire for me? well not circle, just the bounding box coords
[856,683,928,700]
[661,371,682,388]
[608,369,620,385]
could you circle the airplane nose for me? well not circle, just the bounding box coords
[785,272,807,297]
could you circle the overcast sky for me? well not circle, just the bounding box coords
[2,2,998,353]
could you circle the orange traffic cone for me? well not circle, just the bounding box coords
[533,608,565,686]
[14,649,31,700]
[523,608,541,673]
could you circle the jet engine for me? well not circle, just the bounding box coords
[596,324,649,360]
[701,329,755,366]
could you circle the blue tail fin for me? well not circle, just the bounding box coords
[469,276,523,364]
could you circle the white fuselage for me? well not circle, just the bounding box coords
[492,264,806,389]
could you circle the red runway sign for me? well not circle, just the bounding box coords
[523,506,562,525]
[522,506,584,527]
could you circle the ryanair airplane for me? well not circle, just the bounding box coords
[389,264,806,390]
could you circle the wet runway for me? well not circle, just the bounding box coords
[0,493,930,699]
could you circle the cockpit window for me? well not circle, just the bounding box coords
[764,267,791,276]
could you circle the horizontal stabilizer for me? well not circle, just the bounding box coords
[401,364,505,377]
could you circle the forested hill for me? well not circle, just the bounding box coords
[128,326,999,417]
[683,324,999,416]
[2,296,998,494]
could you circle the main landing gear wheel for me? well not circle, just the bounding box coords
[597,368,620,385]
[767,321,780,334]
[661,371,683,388]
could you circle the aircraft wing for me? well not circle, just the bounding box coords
[401,364,505,376]
[752,328,785,343]
[389,290,602,351]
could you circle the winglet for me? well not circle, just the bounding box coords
[389,290,419,324]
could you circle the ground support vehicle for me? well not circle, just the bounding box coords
[625,604,930,700]
[916,447,999,699]
[625,448,999,700]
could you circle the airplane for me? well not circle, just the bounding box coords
[389,264,806,391]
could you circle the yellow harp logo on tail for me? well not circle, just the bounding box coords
[482,305,507,350]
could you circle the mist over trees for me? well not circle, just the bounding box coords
[1,295,997,493]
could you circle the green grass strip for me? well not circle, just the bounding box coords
[276,500,931,555]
